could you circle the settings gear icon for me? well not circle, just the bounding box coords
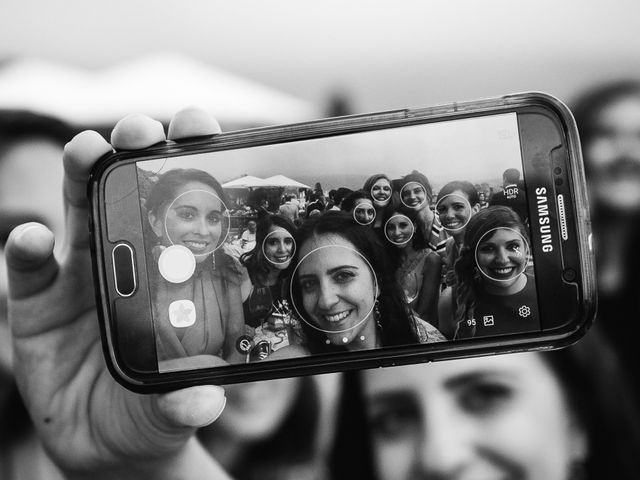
[518,305,531,318]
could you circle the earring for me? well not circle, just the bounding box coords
[211,253,216,270]
[374,299,382,330]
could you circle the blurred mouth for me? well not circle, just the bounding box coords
[272,253,291,263]
[317,309,355,329]
[374,193,389,200]
[488,265,517,279]
[606,157,640,178]
[183,240,211,253]
[391,234,409,243]
[443,219,463,230]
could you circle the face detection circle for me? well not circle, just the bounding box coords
[157,245,197,283]
[384,213,415,246]
[474,227,530,283]
[353,201,376,225]
[262,227,296,268]
[435,193,473,233]
[163,189,230,259]
[400,181,427,210]
[290,244,378,335]
[370,178,392,207]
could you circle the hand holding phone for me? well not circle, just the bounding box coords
[5,111,231,480]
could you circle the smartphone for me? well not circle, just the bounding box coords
[89,92,596,392]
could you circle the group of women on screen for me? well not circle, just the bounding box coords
[141,165,538,366]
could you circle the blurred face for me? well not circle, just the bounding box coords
[262,226,295,269]
[247,220,257,233]
[436,190,477,234]
[385,214,414,247]
[371,178,392,206]
[475,227,528,291]
[585,94,640,212]
[401,181,427,210]
[362,354,586,480]
[216,378,301,440]
[353,198,376,225]
[150,181,225,263]
[295,233,378,347]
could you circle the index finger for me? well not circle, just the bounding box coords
[63,115,166,251]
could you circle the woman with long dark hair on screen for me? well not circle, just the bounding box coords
[381,201,442,327]
[438,205,538,339]
[144,167,246,367]
[239,214,297,328]
[363,174,393,230]
[341,189,377,227]
[435,180,482,287]
[396,170,447,254]
[283,211,444,356]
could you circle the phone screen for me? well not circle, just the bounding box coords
[134,112,542,372]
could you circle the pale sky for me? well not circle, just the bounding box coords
[137,112,520,191]
[1,0,639,112]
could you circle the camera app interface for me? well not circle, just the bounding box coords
[135,113,541,372]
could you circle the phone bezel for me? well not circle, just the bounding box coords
[89,92,596,392]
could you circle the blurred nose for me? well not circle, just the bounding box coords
[317,279,339,310]
[444,206,455,219]
[415,401,472,477]
[495,247,510,264]
[276,239,286,253]
[194,216,209,235]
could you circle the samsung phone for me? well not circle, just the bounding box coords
[89,92,596,392]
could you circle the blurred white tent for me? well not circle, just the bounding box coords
[0,53,319,129]
[222,175,271,189]
[263,175,310,188]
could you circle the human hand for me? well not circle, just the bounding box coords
[6,108,232,480]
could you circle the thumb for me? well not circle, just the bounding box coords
[6,223,58,300]
[155,385,227,429]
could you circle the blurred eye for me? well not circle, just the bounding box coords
[175,207,196,220]
[457,382,513,415]
[284,238,294,247]
[268,238,279,247]
[299,277,318,293]
[333,269,357,284]
[207,212,222,225]
[478,243,495,254]
[507,241,523,252]
[369,402,420,440]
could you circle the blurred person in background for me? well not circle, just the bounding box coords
[240,219,258,252]
[0,110,71,479]
[572,81,640,397]
[331,327,640,480]
[489,168,529,226]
